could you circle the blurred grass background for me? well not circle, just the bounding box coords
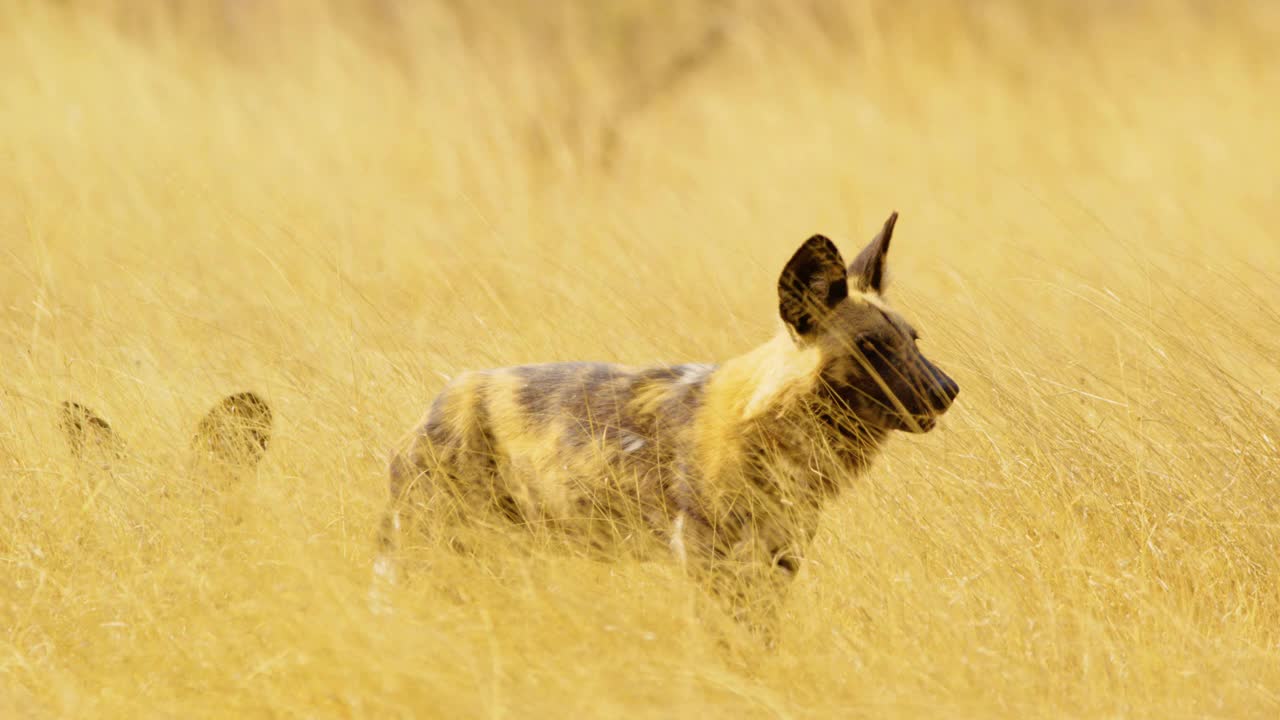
[2,0,1279,717]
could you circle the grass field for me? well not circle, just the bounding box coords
[3,1,1280,717]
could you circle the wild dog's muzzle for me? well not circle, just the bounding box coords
[904,357,958,433]
[922,357,959,410]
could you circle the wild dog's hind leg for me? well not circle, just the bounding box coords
[370,448,436,615]
[370,424,499,613]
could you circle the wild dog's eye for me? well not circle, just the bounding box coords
[909,328,920,341]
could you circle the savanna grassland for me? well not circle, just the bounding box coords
[3,1,1280,717]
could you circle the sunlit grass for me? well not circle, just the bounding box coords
[2,1,1279,716]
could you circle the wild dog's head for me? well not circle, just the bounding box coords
[778,212,959,434]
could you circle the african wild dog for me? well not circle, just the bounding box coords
[377,212,959,636]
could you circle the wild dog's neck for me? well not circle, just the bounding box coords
[694,331,878,494]
[718,331,823,423]
[693,331,810,442]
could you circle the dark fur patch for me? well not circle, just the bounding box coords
[512,363,709,452]
[634,365,684,384]
[514,363,589,421]
[779,235,848,335]
[559,365,629,440]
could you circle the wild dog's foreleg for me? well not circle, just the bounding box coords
[698,525,810,648]
[668,510,799,647]
[669,513,691,570]
[706,559,798,648]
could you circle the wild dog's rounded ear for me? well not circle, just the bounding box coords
[848,211,897,294]
[779,234,848,336]
[59,401,125,460]
[192,392,273,468]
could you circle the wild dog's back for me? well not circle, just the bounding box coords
[387,361,715,556]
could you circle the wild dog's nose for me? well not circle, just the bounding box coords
[923,359,959,410]
[937,372,959,404]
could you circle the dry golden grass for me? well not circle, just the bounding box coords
[3,1,1280,717]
